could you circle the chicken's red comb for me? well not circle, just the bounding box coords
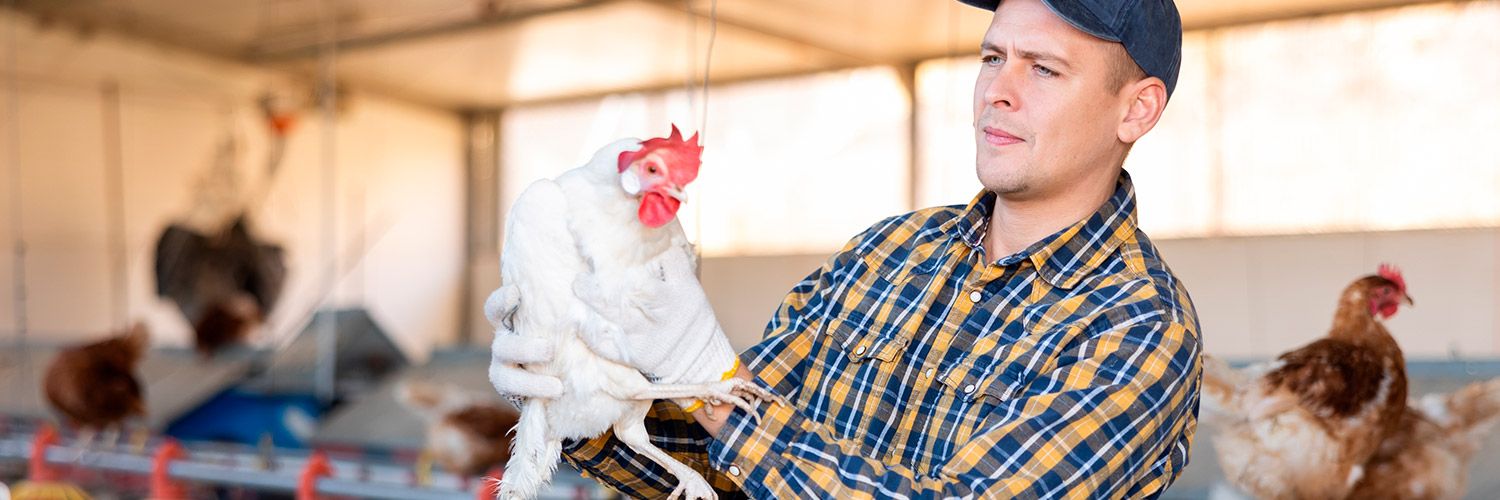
[618,124,703,185]
[1378,263,1406,292]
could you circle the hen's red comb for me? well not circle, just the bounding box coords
[1378,263,1406,292]
[617,124,703,185]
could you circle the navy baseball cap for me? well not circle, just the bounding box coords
[959,0,1182,98]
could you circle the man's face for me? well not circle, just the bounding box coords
[972,0,1133,200]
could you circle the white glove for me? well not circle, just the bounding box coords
[572,249,740,389]
[484,284,564,399]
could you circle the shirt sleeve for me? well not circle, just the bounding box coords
[705,318,1203,500]
[560,399,746,499]
[557,221,868,499]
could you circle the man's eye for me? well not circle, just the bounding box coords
[982,55,1003,66]
[1035,65,1057,77]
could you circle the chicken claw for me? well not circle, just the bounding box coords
[698,378,783,422]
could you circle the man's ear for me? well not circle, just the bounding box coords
[1117,77,1168,144]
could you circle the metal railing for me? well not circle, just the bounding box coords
[0,428,606,500]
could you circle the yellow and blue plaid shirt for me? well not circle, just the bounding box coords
[564,171,1203,499]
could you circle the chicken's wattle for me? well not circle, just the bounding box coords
[638,192,680,228]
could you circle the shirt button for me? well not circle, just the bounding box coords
[964,384,977,394]
[854,345,867,356]
[728,465,742,477]
[968,290,982,302]
[925,368,935,379]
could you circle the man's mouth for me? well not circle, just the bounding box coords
[983,126,1024,146]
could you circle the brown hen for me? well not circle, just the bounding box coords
[395,379,518,476]
[43,323,149,437]
[1203,265,1413,500]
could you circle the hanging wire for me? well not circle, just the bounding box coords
[314,0,340,405]
[102,81,129,329]
[700,0,716,268]
[681,0,717,133]
[681,1,699,272]
[7,0,31,408]
[699,0,716,139]
[683,0,717,272]
[684,0,696,130]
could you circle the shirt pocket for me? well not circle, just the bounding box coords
[823,268,905,363]
[938,322,1084,406]
[821,257,941,364]
[937,329,1060,406]
[825,309,908,364]
[939,357,1028,405]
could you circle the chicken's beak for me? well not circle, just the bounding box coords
[664,184,689,203]
[1403,293,1414,306]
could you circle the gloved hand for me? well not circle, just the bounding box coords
[484,284,564,399]
[572,249,740,392]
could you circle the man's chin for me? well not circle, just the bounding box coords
[990,184,1030,196]
[980,177,1031,196]
[986,182,1031,197]
[976,164,1030,195]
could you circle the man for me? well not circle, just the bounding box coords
[488,0,1201,497]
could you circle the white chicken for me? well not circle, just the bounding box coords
[490,126,770,500]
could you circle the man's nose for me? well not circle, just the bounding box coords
[982,64,1023,110]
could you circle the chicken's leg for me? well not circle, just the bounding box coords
[496,401,563,500]
[101,424,122,451]
[129,426,150,455]
[64,426,96,461]
[624,378,780,421]
[613,404,716,500]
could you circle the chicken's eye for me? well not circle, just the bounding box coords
[647,164,659,174]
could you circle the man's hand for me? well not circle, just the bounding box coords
[484,284,564,399]
[572,249,740,388]
[691,366,763,435]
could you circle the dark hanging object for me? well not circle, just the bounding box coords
[154,214,286,357]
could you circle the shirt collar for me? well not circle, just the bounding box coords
[940,189,994,251]
[942,171,1140,290]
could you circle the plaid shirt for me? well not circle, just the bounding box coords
[564,171,1203,499]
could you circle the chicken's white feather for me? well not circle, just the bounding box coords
[493,138,750,500]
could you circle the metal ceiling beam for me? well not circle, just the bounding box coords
[6,1,245,60]
[1177,0,1459,31]
[454,61,905,111]
[454,0,1468,110]
[249,0,874,67]
[244,0,613,63]
[634,0,869,67]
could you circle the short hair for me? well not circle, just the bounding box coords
[1106,43,1150,153]
[1106,42,1148,94]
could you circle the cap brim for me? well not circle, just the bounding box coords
[956,0,1121,43]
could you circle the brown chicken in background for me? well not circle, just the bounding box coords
[43,322,149,444]
[154,215,285,358]
[191,294,262,358]
[1202,264,1413,500]
[1347,377,1500,500]
[395,379,519,477]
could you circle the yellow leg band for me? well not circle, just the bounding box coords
[719,357,742,381]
